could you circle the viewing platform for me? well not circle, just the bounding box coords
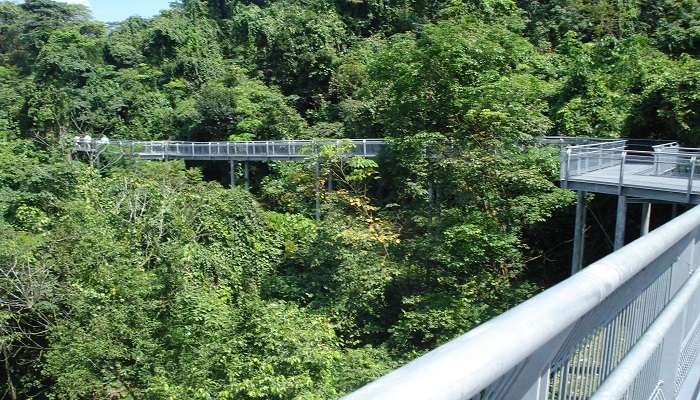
[561,140,700,204]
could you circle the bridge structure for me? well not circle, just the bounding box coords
[73,137,385,186]
[73,137,386,220]
[344,137,700,400]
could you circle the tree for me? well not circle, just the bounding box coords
[185,72,306,140]
[226,0,347,111]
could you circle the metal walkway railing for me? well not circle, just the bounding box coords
[73,138,386,161]
[561,140,700,204]
[343,204,700,400]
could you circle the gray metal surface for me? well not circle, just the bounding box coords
[561,140,700,204]
[343,204,700,400]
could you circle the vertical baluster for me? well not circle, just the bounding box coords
[687,156,696,203]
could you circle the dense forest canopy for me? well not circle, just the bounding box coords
[0,0,698,398]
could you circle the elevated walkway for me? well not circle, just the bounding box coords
[73,138,386,161]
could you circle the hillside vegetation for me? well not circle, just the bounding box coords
[1,0,698,398]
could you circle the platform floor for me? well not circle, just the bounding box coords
[567,162,700,203]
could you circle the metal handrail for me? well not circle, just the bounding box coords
[73,138,387,159]
[564,139,627,149]
[343,205,700,399]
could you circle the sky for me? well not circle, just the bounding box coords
[15,0,174,22]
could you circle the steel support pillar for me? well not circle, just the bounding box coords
[315,161,321,221]
[244,161,250,190]
[571,191,586,275]
[229,160,236,188]
[640,203,651,236]
[614,195,627,250]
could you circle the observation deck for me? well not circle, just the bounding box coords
[561,140,700,204]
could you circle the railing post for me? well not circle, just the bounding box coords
[560,149,567,188]
[688,156,696,203]
[640,203,651,236]
[654,152,660,175]
[563,148,572,188]
[618,151,627,194]
[363,139,367,156]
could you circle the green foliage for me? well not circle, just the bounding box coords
[144,9,226,84]
[105,17,149,67]
[627,54,700,143]
[188,74,306,140]
[36,22,105,83]
[226,0,347,109]
[640,0,700,56]
[1,0,698,398]
[333,16,554,142]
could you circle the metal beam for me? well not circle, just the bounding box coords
[571,191,586,274]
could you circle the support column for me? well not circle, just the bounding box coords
[327,173,333,192]
[229,160,236,188]
[244,161,250,191]
[614,195,627,250]
[428,179,434,226]
[571,191,587,275]
[640,203,651,236]
[315,161,321,221]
